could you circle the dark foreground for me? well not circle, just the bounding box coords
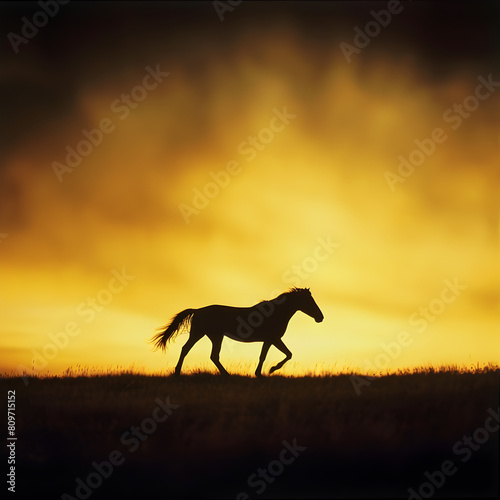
[1,368,498,499]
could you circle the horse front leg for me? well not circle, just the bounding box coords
[255,342,271,377]
[269,339,292,374]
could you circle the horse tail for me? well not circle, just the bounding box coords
[150,308,196,352]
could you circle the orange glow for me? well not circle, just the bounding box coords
[1,3,499,377]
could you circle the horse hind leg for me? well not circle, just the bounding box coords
[174,328,203,376]
[209,335,229,376]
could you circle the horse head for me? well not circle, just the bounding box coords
[292,287,324,323]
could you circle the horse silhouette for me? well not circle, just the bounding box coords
[150,287,324,376]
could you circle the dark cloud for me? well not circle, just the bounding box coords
[1,2,498,159]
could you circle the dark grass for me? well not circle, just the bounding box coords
[1,366,498,499]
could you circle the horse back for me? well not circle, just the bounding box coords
[192,304,284,342]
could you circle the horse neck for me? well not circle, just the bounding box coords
[275,293,300,321]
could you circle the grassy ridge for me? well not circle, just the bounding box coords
[1,366,498,498]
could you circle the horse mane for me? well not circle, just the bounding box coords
[287,287,310,294]
[257,287,309,305]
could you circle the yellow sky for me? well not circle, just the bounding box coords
[1,6,499,376]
